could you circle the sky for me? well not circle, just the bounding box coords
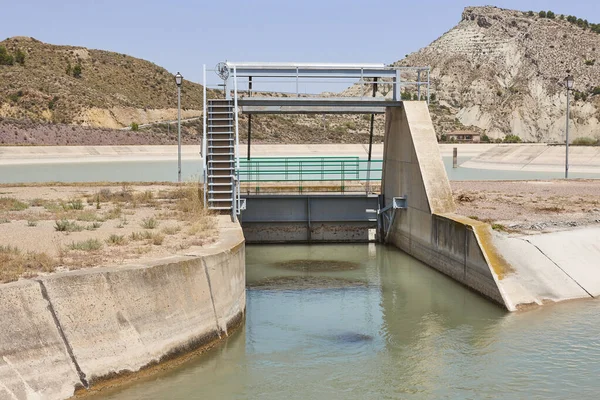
[2,0,599,92]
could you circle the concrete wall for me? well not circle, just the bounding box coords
[383,103,600,311]
[382,103,508,307]
[0,223,245,399]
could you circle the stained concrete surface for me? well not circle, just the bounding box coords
[0,216,245,400]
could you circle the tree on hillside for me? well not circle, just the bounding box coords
[15,49,25,66]
[0,46,14,65]
[539,10,547,18]
[73,63,82,78]
[546,11,555,19]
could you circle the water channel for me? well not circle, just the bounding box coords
[93,244,600,400]
[1,157,600,183]
[5,157,600,398]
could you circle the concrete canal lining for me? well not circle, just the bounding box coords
[0,217,245,400]
[382,102,600,311]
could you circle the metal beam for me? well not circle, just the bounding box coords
[241,105,387,115]
[239,97,402,107]
[230,68,399,79]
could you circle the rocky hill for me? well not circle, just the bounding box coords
[347,6,600,143]
[0,37,204,128]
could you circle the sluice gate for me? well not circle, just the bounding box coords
[202,61,430,244]
[240,194,380,243]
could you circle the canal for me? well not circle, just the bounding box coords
[94,244,600,400]
[2,157,600,183]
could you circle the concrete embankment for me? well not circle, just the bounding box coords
[382,102,600,311]
[462,144,600,174]
[0,143,498,166]
[0,218,245,400]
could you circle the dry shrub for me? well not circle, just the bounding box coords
[173,183,218,241]
[161,225,181,235]
[132,190,155,207]
[0,197,29,211]
[0,245,57,283]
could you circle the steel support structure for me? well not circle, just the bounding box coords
[202,62,431,221]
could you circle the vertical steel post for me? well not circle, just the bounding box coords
[247,76,252,160]
[393,70,401,101]
[367,78,378,194]
[233,67,240,219]
[417,70,421,100]
[565,87,570,179]
[177,83,182,183]
[202,65,207,207]
[427,68,431,105]
[296,67,299,97]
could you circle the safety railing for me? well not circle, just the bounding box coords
[239,157,383,194]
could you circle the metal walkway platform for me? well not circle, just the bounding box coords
[239,97,401,114]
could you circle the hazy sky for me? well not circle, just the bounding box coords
[2,0,599,91]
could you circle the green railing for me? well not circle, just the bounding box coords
[238,157,383,193]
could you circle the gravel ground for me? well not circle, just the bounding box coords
[0,184,217,283]
[451,179,600,234]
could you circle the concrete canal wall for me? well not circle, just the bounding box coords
[462,144,600,174]
[383,103,507,306]
[0,220,245,400]
[382,103,599,311]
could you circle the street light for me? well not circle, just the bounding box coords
[564,75,574,179]
[175,72,183,182]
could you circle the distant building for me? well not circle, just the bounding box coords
[446,131,481,143]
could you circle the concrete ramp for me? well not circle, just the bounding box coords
[462,144,600,174]
[382,103,597,311]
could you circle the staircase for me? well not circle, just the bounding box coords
[205,99,236,213]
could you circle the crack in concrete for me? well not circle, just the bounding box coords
[522,238,595,298]
[202,259,223,338]
[35,280,89,389]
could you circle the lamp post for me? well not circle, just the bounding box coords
[564,75,574,179]
[175,72,183,182]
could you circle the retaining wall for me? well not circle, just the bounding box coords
[0,222,245,399]
[382,103,509,308]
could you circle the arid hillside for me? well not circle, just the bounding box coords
[346,6,600,143]
[0,37,204,128]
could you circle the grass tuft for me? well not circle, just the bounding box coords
[106,234,127,246]
[161,225,181,235]
[141,217,158,229]
[54,219,84,232]
[0,245,57,283]
[68,239,103,251]
[0,197,29,211]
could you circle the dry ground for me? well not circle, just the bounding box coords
[452,179,600,234]
[0,183,217,283]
